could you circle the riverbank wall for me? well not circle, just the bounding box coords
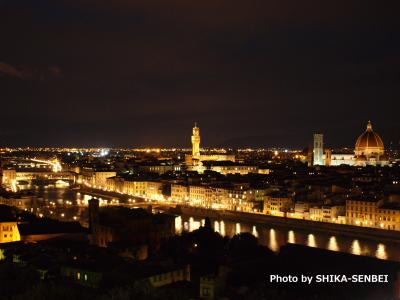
[77,187,400,243]
[174,206,400,243]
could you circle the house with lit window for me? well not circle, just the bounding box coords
[376,204,400,230]
[345,196,383,227]
[0,221,20,243]
[263,192,294,216]
[61,265,103,288]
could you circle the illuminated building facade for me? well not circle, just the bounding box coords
[354,121,388,166]
[0,222,21,243]
[291,202,311,219]
[322,121,389,167]
[146,181,164,200]
[1,169,17,191]
[171,183,263,211]
[1,169,16,185]
[93,171,117,188]
[192,123,201,158]
[313,133,324,166]
[0,197,32,211]
[171,184,189,203]
[185,123,235,173]
[263,193,294,217]
[124,180,147,196]
[376,204,400,230]
[138,164,181,175]
[325,153,355,166]
[324,149,332,166]
[189,185,215,207]
[345,197,400,230]
[106,176,124,193]
[309,205,345,223]
[346,197,383,227]
[203,161,258,175]
[105,178,164,200]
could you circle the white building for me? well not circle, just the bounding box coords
[319,121,389,167]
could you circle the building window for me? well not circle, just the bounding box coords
[202,288,210,296]
[77,272,81,280]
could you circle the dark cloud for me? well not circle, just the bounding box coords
[0,0,399,148]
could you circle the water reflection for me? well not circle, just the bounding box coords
[214,221,220,233]
[376,243,388,260]
[175,216,182,234]
[83,194,91,203]
[189,217,201,231]
[41,188,397,261]
[252,226,258,238]
[220,221,225,236]
[327,236,339,252]
[288,230,295,244]
[236,223,241,234]
[189,217,194,230]
[269,229,279,251]
[174,216,395,261]
[351,240,361,255]
[307,234,317,248]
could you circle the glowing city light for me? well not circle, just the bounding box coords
[252,226,258,238]
[307,234,316,248]
[375,243,387,260]
[351,240,361,255]
[288,230,295,244]
[269,229,279,251]
[235,223,241,234]
[327,236,339,252]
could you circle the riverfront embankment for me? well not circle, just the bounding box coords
[77,186,400,244]
[172,206,400,244]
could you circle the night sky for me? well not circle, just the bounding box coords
[1,1,399,148]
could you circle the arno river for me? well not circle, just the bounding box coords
[175,215,399,261]
[35,186,400,262]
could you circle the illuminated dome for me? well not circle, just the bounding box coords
[356,155,367,162]
[355,121,384,157]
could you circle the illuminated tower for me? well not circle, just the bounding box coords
[313,133,324,166]
[325,149,332,166]
[191,123,201,158]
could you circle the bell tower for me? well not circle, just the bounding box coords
[191,123,201,158]
[313,133,324,166]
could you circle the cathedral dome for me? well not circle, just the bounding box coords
[355,121,384,157]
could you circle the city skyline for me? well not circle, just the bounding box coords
[1,1,400,147]
[2,2,400,299]
[0,119,397,150]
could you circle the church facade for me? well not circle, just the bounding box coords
[323,121,389,167]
